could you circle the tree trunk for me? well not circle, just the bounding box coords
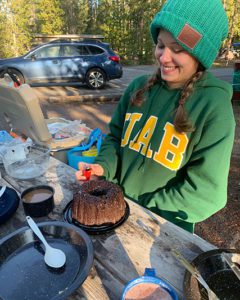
[225,1,236,61]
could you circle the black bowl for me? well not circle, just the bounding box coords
[21,185,54,217]
[184,249,240,300]
[0,221,94,300]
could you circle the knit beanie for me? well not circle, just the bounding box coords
[150,0,229,69]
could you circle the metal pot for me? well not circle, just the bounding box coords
[183,249,240,300]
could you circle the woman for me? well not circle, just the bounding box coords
[76,0,235,233]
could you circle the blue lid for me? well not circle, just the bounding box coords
[0,186,20,224]
[0,131,13,143]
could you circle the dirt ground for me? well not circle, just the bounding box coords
[195,102,240,250]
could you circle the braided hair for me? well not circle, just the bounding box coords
[131,66,205,133]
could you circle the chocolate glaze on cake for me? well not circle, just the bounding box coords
[72,180,126,226]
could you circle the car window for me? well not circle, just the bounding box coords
[62,45,89,56]
[87,46,105,55]
[34,46,61,58]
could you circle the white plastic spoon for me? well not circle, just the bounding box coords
[0,185,6,198]
[26,216,66,268]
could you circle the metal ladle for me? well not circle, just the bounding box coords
[26,216,66,268]
[171,249,219,300]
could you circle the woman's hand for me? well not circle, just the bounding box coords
[75,162,104,181]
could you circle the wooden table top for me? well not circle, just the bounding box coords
[0,157,215,300]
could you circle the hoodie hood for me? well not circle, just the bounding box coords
[195,71,232,99]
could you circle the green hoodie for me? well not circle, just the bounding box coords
[95,72,235,232]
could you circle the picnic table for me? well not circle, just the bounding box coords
[0,156,215,300]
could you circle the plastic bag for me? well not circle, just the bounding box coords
[0,134,32,164]
[47,119,91,140]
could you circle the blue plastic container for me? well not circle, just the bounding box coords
[67,150,96,170]
[121,268,178,300]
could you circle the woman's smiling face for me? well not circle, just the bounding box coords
[155,29,199,89]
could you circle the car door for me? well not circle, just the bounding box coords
[23,45,61,82]
[60,45,90,81]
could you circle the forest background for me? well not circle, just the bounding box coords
[0,0,240,64]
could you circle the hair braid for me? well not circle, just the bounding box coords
[174,70,204,133]
[131,68,161,106]
[131,66,204,133]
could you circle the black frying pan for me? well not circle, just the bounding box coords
[183,249,240,300]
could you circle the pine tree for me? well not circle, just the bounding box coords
[36,0,64,34]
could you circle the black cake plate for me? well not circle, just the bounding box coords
[63,200,130,235]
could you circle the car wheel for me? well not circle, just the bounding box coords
[85,68,106,89]
[8,69,25,85]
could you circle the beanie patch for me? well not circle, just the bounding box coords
[177,24,202,49]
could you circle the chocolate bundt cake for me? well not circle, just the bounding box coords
[72,180,126,226]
